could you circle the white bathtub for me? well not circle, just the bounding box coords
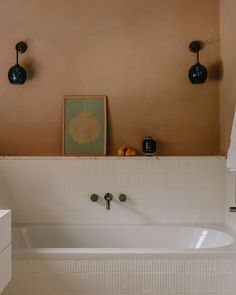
[12,224,236,259]
[3,224,236,295]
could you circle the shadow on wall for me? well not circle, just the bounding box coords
[22,57,37,81]
[203,38,223,81]
[208,60,223,81]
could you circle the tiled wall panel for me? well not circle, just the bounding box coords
[3,257,236,295]
[0,157,225,224]
[224,168,236,230]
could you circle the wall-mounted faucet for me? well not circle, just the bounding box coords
[104,193,113,210]
[90,193,127,210]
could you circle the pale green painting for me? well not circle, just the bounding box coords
[63,97,106,155]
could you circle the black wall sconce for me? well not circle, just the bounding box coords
[8,42,27,85]
[188,41,208,84]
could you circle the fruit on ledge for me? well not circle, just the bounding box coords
[125,148,136,156]
[118,146,127,156]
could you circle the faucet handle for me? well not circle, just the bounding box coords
[90,194,99,202]
[119,194,127,202]
[104,193,113,201]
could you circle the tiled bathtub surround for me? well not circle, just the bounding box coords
[0,156,235,295]
[3,256,236,295]
[0,157,225,224]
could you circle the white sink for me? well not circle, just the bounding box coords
[0,210,11,294]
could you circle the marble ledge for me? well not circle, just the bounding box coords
[0,156,226,160]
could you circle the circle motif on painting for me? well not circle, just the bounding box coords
[68,111,100,144]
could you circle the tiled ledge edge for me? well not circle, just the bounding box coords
[0,156,226,160]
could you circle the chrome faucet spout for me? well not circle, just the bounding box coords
[104,193,113,210]
[106,198,111,210]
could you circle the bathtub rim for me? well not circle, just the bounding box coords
[13,247,236,260]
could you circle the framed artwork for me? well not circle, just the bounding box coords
[62,95,107,156]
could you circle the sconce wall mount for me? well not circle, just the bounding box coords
[8,41,28,85]
[188,40,208,84]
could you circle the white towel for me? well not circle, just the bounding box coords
[227,107,236,171]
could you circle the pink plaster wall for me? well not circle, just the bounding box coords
[0,0,219,155]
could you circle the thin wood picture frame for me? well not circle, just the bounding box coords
[62,95,107,156]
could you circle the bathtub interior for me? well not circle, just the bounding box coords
[12,224,235,251]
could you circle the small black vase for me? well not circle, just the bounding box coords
[188,62,207,84]
[142,137,157,156]
[8,64,27,85]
